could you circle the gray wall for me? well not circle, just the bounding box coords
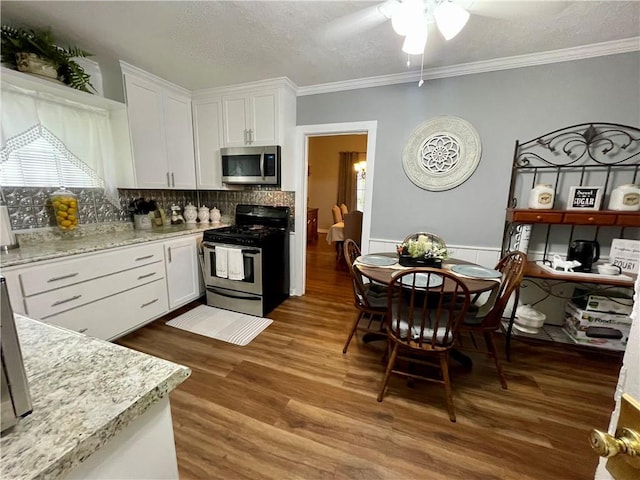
[297,52,640,248]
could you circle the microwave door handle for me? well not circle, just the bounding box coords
[260,152,265,179]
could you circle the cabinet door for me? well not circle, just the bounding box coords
[163,90,196,189]
[192,99,223,189]
[165,237,201,309]
[250,91,277,145]
[222,95,250,146]
[123,73,169,188]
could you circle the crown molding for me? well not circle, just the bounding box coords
[192,76,297,99]
[119,60,191,95]
[297,37,640,96]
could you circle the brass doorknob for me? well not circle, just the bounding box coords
[590,427,640,458]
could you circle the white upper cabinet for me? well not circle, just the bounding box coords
[222,90,277,147]
[192,78,297,189]
[192,98,223,189]
[121,62,196,189]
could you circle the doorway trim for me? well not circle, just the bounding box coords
[293,120,378,295]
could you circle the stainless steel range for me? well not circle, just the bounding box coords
[201,204,289,317]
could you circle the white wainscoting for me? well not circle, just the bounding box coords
[367,238,502,269]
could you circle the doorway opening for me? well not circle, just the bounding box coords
[293,121,378,295]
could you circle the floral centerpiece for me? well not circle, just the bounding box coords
[397,234,448,267]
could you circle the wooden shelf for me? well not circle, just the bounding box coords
[1,66,126,110]
[524,261,636,287]
[506,209,640,227]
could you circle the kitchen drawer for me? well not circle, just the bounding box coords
[563,212,617,225]
[18,243,164,297]
[509,210,564,223]
[24,261,165,319]
[617,212,640,227]
[45,279,169,340]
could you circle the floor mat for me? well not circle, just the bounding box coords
[166,305,272,346]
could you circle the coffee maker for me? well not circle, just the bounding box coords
[566,240,600,272]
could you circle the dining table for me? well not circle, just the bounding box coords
[356,252,500,294]
[354,251,503,368]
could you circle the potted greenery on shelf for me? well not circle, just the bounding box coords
[1,24,95,93]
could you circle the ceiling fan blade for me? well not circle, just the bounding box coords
[462,0,569,20]
[318,2,392,43]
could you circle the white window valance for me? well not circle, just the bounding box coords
[0,83,119,206]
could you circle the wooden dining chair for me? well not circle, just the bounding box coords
[378,268,471,422]
[342,239,387,354]
[340,203,349,217]
[343,210,363,247]
[457,251,527,389]
[331,205,343,224]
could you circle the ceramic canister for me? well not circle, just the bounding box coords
[528,184,554,209]
[198,205,210,223]
[608,184,640,211]
[183,203,198,224]
[210,207,221,224]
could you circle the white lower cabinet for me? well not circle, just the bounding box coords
[46,279,169,341]
[165,236,201,310]
[4,233,205,341]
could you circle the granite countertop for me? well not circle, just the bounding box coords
[0,315,191,480]
[1,222,228,268]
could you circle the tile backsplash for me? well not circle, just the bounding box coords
[3,186,296,232]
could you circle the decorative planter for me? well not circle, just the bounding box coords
[398,255,442,268]
[16,52,58,80]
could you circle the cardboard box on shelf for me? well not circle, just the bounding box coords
[571,288,633,315]
[564,301,631,352]
[562,327,627,351]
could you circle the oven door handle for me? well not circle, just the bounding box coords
[206,286,261,301]
[202,243,260,256]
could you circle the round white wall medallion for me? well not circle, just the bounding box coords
[402,116,482,191]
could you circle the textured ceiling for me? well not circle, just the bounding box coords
[1,1,639,91]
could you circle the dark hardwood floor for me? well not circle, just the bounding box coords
[117,235,621,479]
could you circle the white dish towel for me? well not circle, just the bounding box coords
[215,246,228,278]
[227,247,245,281]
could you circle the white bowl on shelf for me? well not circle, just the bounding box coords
[514,305,546,334]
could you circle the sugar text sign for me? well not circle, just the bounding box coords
[567,186,602,210]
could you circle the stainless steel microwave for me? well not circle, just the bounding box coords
[221,145,281,186]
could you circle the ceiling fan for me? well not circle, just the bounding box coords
[320,0,567,85]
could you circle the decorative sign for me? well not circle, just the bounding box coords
[609,239,640,274]
[402,116,481,191]
[567,186,603,210]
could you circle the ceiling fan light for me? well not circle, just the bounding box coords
[434,1,470,40]
[378,0,400,20]
[402,27,428,55]
[391,0,424,36]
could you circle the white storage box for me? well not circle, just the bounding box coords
[571,289,633,315]
[563,327,627,351]
[564,301,631,351]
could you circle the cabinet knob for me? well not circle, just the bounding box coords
[588,217,594,222]
[536,215,542,220]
